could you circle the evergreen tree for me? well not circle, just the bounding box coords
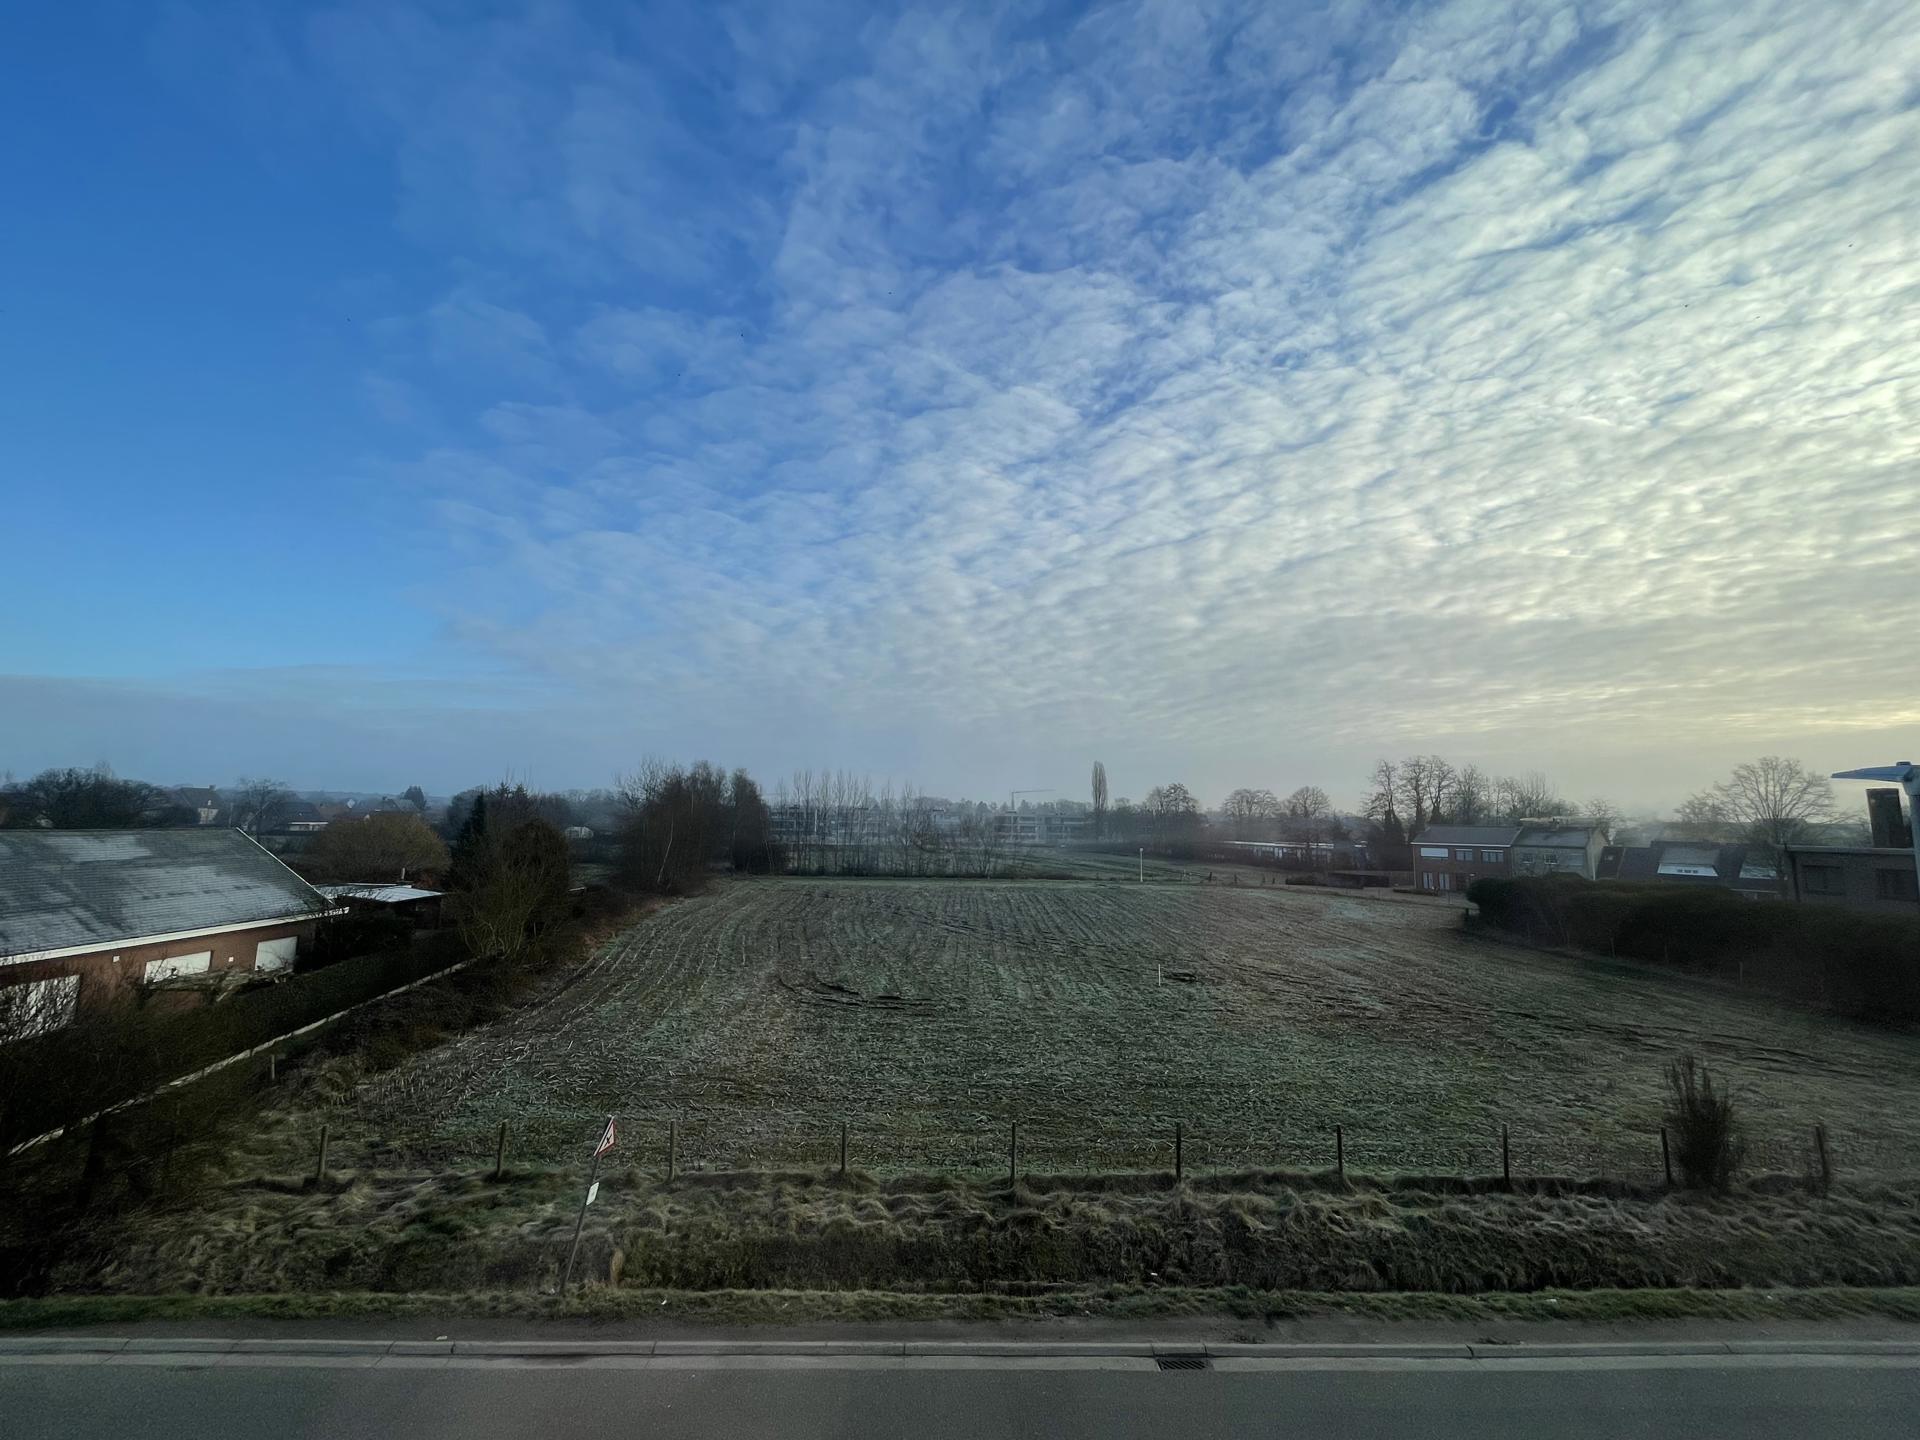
[448,790,489,892]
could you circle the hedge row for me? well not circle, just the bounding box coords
[1,933,471,1154]
[1466,876,1920,1024]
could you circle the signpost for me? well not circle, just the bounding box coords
[560,1116,616,1293]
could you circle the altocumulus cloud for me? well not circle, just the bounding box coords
[325,0,1920,799]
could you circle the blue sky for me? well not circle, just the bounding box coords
[3,0,1915,809]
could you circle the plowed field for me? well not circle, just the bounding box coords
[345,879,1920,1180]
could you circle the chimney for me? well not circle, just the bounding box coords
[1866,788,1911,848]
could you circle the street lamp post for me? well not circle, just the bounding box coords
[1831,763,1920,899]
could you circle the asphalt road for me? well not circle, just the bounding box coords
[6,1355,1919,1439]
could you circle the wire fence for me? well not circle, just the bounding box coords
[303,1109,1907,1190]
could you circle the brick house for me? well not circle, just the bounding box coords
[0,829,342,1032]
[1412,825,1522,894]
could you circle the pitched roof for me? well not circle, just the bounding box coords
[0,829,332,962]
[1515,824,1602,848]
[1609,840,1761,887]
[1412,825,1523,846]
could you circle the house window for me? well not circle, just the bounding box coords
[1419,847,1448,858]
[1455,848,1473,860]
[1801,865,1845,896]
[1876,869,1919,901]
[144,951,212,981]
[1480,850,1502,862]
[0,974,79,1041]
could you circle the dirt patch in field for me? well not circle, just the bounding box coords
[777,972,945,1014]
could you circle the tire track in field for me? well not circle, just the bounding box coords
[338,878,1920,1178]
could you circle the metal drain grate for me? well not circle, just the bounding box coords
[1155,1355,1211,1371]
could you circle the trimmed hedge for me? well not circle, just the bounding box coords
[1,933,470,1154]
[1466,876,1920,1024]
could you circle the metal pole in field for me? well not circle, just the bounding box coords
[1009,1120,1019,1187]
[1660,1127,1673,1187]
[1138,848,1144,882]
[1334,1124,1344,1180]
[1501,1124,1511,1186]
[493,1120,508,1181]
[562,1116,617,1294]
[313,1124,330,1186]
[1814,1124,1832,1190]
[839,1121,848,1178]
[1174,1121,1183,1182]
[667,1120,677,1182]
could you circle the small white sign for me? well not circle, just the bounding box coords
[586,1181,600,1206]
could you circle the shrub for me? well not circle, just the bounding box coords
[1664,1055,1745,1191]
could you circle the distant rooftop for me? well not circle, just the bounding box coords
[1515,824,1602,848]
[1413,825,1522,846]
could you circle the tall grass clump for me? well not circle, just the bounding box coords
[1665,1055,1745,1191]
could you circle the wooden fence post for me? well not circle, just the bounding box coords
[1814,1124,1832,1191]
[667,1120,677,1182]
[1174,1121,1184,1182]
[314,1124,330,1186]
[1660,1126,1673,1187]
[1501,1124,1511,1186]
[1334,1124,1345,1180]
[493,1120,508,1181]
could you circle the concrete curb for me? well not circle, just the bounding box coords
[5,1337,1919,1361]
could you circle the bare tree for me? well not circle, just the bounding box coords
[1281,785,1334,860]
[1364,760,1400,826]
[449,819,571,963]
[1091,761,1109,840]
[1673,791,1733,840]
[1144,783,1201,846]
[1452,765,1493,824]
[1,766,173,829]
[1394,756,1456,836]
[1704,756,1836,873]
[229,776,297,836]
[1494,770,1566,820]
[1582,797,1621,840]
[1221,787,1279,839]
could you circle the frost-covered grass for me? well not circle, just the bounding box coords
[36,878,1920,1302]
[307,878,1920,1182]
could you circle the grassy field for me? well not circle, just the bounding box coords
[30,875,1920,1300]
[308,877,1920,1182]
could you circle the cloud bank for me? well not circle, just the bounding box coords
[17,0,1920,805]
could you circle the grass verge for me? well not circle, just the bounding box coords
[6,1285,1920,1334]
